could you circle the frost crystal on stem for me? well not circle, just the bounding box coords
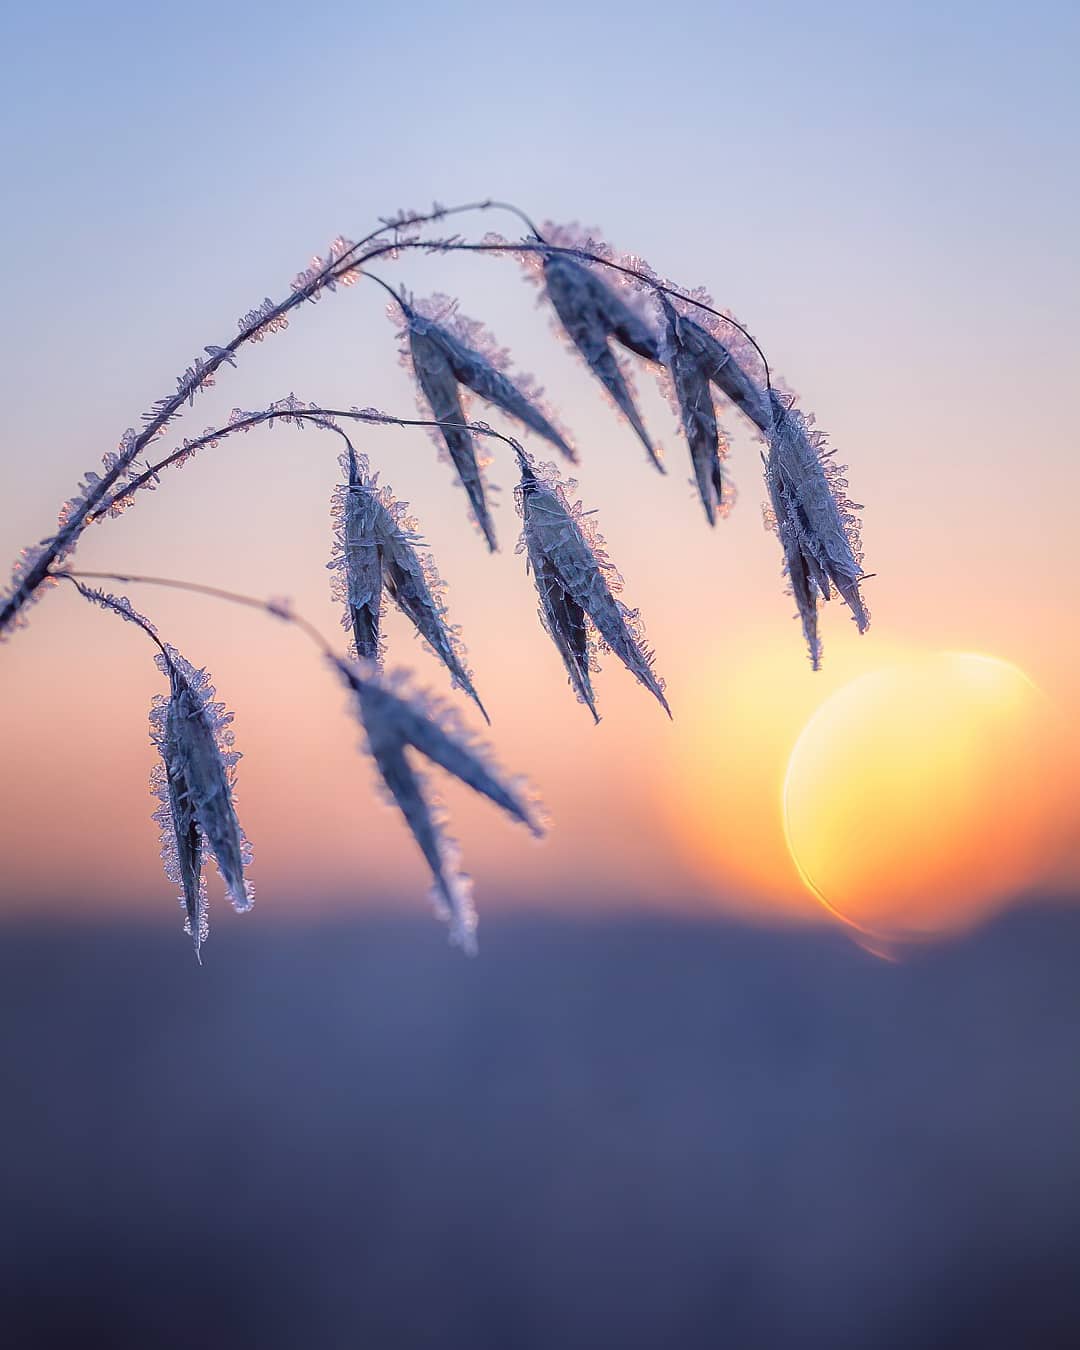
[336,661,543,951]
[516,456,670,721]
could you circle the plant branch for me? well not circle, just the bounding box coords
[0,199,542,636]
[56,573,176,668]
[58,569,335,659]
[92,406,526,520]
[348,237,772,387]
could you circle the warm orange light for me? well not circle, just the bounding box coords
[659,630,906,921]
[782,653,1076,944]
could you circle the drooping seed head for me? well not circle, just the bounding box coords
[407,295,577,461]
[541,253,663,471]
[762,390,869,666]
[150,730,208,960]
[406,319,499,550]
[763,452,823,670]
[329,448,384,662]
[149,649,254,948]
[661,301,772,435]
[334,659,544,951]
[515,455,670,719]
[765,390,868,632]
[658,294,732,526]
[328,449,487,718]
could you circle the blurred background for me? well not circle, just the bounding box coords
[1,1,1078,1344]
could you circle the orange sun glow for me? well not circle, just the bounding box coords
[782,652,1075,946]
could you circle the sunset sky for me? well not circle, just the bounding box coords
[1,0,1077,939]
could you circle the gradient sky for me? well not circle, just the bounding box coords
[1,0,1077,933]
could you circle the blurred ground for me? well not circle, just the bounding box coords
[3,903,1080,1348]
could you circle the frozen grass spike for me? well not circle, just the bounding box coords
[541,253,663,470]
[338,661,543,951]
[329,447,486,718]
[659,294,728,525]
[516,455,670,719]
[407,322,499,550]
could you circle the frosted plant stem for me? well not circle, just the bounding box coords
[2,200,767,635]
[0,200,546,636]
[58,570,335,658]
[57,574,176,666]
[94,408,526,520]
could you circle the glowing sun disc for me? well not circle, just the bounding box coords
[782,652,1073,944]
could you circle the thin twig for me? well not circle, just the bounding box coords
[92,407,526,520]
[58,569,335,657]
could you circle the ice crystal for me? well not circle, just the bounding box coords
[56,435,145,530]
[238,297,290,342]
[149,647,254,957]
[0,543,59,641]
[335,659,543,951]
[328,448,485,717]
[75,586,158,633]
[515,456,670,721]
[172,342,236,405]
[266,392,310,427]
[292,237,361,296]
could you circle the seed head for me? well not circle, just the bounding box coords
[150,649,253,957]
[542,252,663,471]
[336,660,544,952]
[763,390,869,667]
[516,455,670,720]
[328,448,486,719]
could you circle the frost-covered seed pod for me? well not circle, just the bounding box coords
[765,390,868,633]
[659,295,727,525]
[422,322,576,461]
[155,728,207,958]
[408,323,498,550]
[542,253,663,470]
[672,309,772,435]
[764,453,822,670]
[328,450,487,718]
[516,456,670,720]
[149,650,254,958]
[337,661,543,951]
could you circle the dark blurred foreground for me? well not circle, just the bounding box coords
[3,903,1080,1349]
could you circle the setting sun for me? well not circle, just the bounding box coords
[782,653,1075,945]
